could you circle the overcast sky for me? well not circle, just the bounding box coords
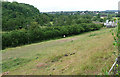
[6,0,120,12]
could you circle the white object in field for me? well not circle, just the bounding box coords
[63,35,66,38]
[104,23,106,25]
[106,20,109,23]
[108,58,118,74]
[109,21,112,25]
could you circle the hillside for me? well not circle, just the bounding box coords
[2,1,103,31]
[2,1,40,31]
[2,2,103,50]
[2,28,116,75]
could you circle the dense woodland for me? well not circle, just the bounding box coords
[2,1,108,49]
[2,1,104,31]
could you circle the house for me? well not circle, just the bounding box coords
[104,20,117,28]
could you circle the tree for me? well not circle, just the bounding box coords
[2,1,40,31]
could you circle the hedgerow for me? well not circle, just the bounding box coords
[2,23,102,49]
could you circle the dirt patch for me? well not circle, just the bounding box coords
[2,71,9,75]
[51,52,76,63]
[32,69,37,71]
[36,63,47,68]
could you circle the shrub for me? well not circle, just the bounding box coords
[2,23,102,49]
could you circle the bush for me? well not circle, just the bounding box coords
[2,23,102,49]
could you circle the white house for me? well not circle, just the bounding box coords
[104,20,117,28]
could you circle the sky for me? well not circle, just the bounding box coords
[5,0,120,12]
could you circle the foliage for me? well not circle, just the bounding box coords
[2,23,102,49]
[2,1,52,31]
[2,1,102,49]
[2,1,40,31]
[2,1,97,31]
[107,18,120,75]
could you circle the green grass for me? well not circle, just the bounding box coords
[2,58,31,72]
[2,28,116,75]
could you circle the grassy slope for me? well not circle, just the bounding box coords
[2,28,116,75]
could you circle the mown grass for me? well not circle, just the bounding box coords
[2,28,116,75]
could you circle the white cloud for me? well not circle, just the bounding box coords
[7,0,120,12]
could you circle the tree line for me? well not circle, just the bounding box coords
[2,23,102,49]
[2,1,103,49]
[2,1,100,31]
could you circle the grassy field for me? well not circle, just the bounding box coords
[2,28,117,75]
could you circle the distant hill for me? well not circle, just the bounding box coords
[2,1,40,31]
